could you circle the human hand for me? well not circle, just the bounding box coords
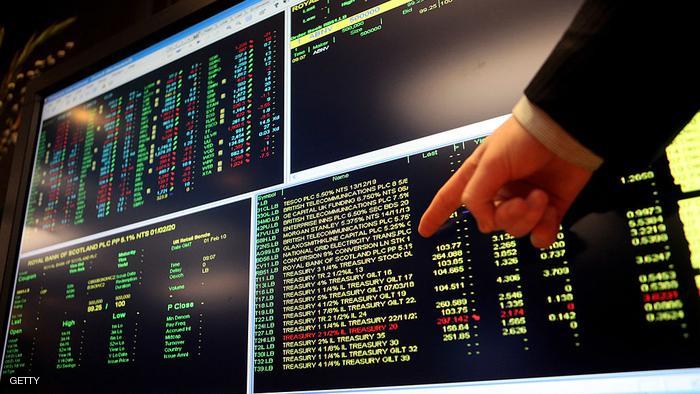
[418,116,593,248]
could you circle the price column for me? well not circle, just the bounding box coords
[492,232,529,349]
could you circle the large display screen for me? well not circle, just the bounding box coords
[22,12,284,251]
[253,138,700,392]
[3,0,700,392]
[4,201,251,392]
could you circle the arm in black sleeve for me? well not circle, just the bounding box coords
[525,0,700,172]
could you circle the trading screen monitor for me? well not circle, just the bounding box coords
[2,0,700,392]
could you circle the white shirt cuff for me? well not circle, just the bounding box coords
[512,96,604,172]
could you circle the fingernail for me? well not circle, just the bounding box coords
[526,191,542,207]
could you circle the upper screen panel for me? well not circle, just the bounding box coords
[289,0,580,173]
[22,11,284,252]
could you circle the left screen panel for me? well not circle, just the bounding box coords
[1,199,251,392]
[22,11,284,252]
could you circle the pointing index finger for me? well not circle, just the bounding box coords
[418,143,485,237]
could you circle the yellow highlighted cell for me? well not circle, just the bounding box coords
[679,196,700,271]
[290,0,411,49]
[666,112,700,193]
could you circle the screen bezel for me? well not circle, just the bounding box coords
[0,0,248,354]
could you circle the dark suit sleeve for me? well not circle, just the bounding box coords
[525,0,700,172]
